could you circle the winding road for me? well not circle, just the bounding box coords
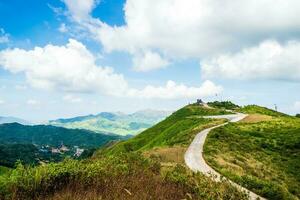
[184,113,266,200]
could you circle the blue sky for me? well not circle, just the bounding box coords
[0,0,300,122]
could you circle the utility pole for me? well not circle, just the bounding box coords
[274,104,277,111]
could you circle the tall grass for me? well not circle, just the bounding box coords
[0,153,248,200]
[204,115,300,199]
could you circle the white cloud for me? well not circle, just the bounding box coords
[128,80,222,99]
[62,0,98,22]
[63,94,82,103]
[133,51,169,72]
[68,0,300,56]
[0,39,221,99]
[201,40,300,81]
[0,99,5,105]
[60,0,300,74]
[58,23,68,33]
[0,39,129,96]
[27,99,40,106]
[0,28,9,44]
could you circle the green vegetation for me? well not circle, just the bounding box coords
[0,104,248,199]
[296,114,300,118]
[102,104,228,155]
[208,101,240,110]
[0,166,10,176]
[2,103,297,199]
[49,110,171,136]
[0,153,247,200]
[0,144,43,167]
[204,106,300,199]
[0,123,124,148]
[238,105,287,117]
[0,123,126,168]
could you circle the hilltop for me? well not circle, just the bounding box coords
[101,103,231,155]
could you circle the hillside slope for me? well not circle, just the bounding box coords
[0,103,249,200]
[102,103,231,157]
[204,105,300,199]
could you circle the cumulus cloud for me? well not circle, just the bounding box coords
[60,0,300,74]
[0,39,221,99]
[201,40,300,81]
[65,0,300,56]
[128,80,222,99]
[133,51,169,72]
[0,39,129,96]
[0,28,9,44]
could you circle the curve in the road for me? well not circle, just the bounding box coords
[184,113,266,200]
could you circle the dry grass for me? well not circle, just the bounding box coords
[240,114,272,123]
[41,172,194,200]
[143,146,186,164]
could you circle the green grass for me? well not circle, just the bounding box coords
[204,113,300,199]
[101,104,228,155]
[207,101,240,110]
[0,166,10,176]
[0,153,248,200]
[238,105,287,117]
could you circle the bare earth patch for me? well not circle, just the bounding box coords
[240,114,272,123]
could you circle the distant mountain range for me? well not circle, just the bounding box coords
[49,109,172,136]
[0,116,31,125]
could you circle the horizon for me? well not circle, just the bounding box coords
[0,0,300,121]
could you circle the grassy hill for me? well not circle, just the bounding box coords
[102,103,230,156]
[204,105,300,199]
[0,103,249,199]
[49,110,171,136]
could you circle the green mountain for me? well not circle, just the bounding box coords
[0,123,126,167]
[49,109,171,136]
[0,123,124,148]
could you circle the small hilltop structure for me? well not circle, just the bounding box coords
[196,99,204,105]
[196,99,211,108]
